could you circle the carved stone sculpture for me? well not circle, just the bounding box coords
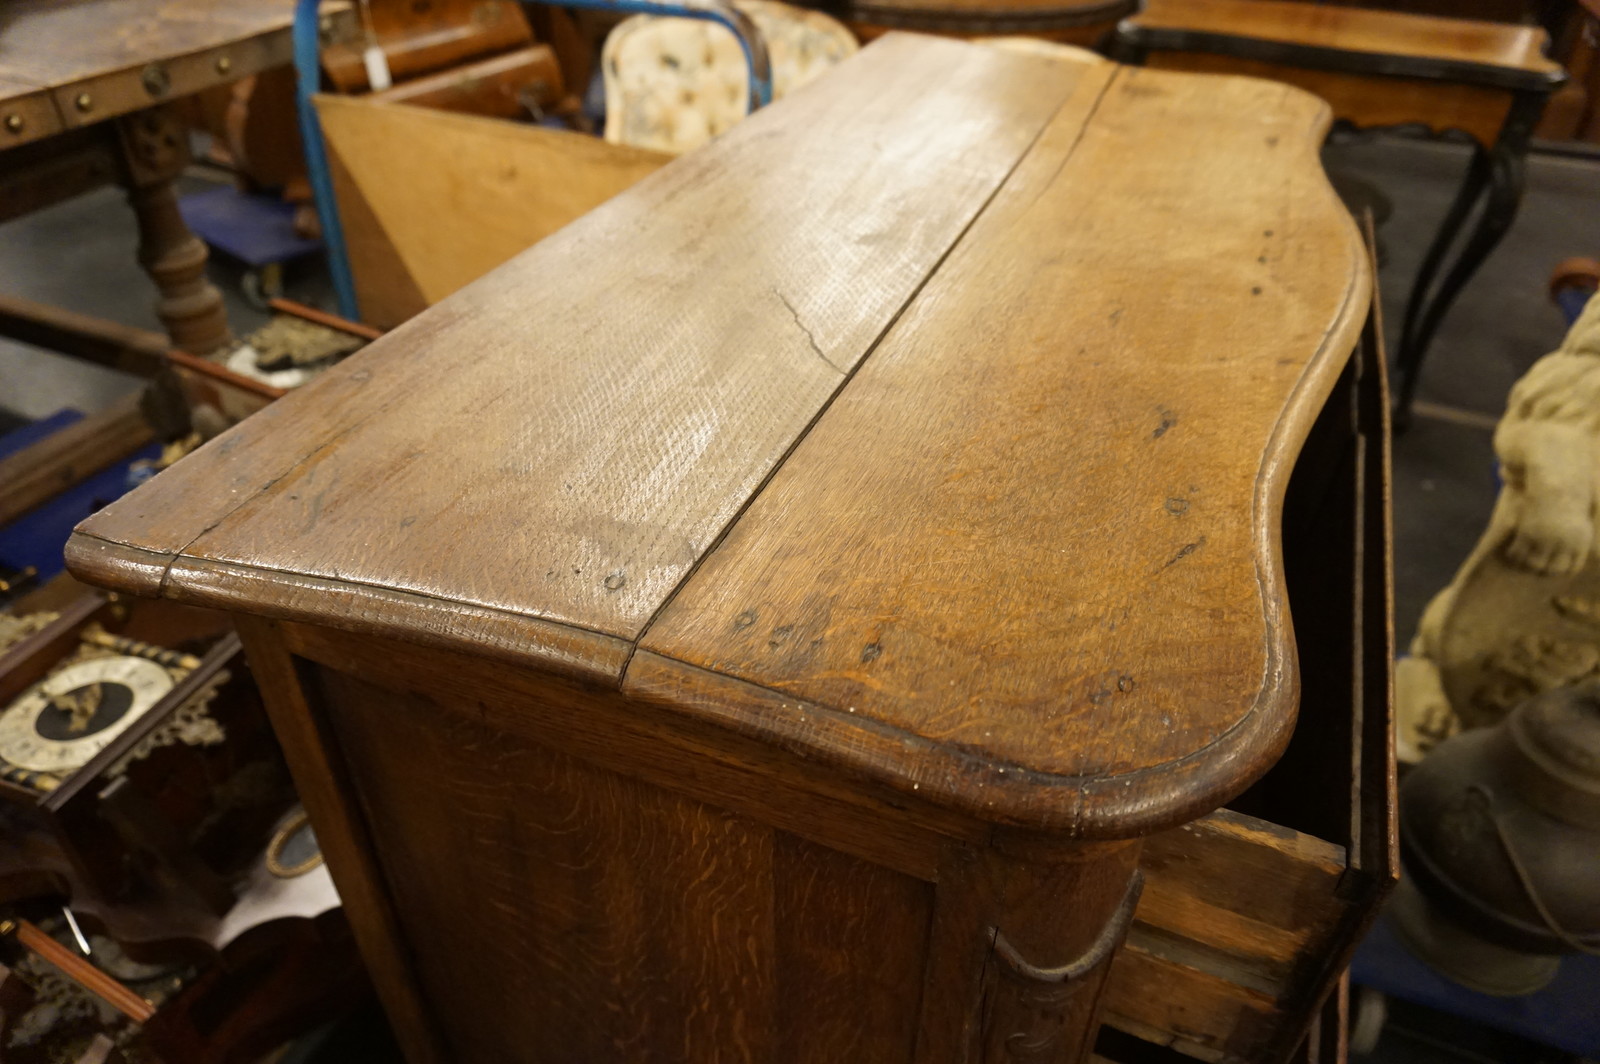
[1398,293,1600,761]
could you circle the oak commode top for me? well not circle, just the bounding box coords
[67,33,1369,839]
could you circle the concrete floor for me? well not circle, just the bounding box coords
[1,136,1597,649]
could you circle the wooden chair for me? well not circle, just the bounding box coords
[1112,0,1566,428]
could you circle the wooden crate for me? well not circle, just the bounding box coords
[1101,281,1397,1064]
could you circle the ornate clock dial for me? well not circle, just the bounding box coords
[0,656,175,773]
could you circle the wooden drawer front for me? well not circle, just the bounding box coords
[1102,810,1348,1062]
[1102,288,1397,1064]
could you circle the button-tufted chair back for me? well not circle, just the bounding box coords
[602,0,858,155]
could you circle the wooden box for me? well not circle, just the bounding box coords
[66,35,1392,1064]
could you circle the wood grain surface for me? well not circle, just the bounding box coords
[0,0,299,91]
[261,612,1382,1062]
[70,35,1088,677]
[235,617,448,1063]
[1123,0,1563,78]
[315,663,933,1064]
[69,37,1368,835]
[638,66,1367,832]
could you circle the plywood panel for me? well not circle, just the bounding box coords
[317,96,669,327]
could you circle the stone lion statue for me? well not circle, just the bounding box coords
[1398,293,1600,762]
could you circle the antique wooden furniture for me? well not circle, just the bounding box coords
[67,35,1393,1064]
[1111,0,1566,429]
[0,590,296,944]
[0,0,354,355]
[320,0,567,119]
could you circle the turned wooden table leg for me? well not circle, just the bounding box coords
[979,837,1144,1064]
[115,105,233,354]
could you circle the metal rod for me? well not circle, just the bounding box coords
[294,0,361,321]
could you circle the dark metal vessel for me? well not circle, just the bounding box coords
[1397,682,1600,994]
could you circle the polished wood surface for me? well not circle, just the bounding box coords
[1124,0,1562,83]
[69,35,1367,834]
[640,61,1365,834]
[68,36,1384,1064]
[69,34,1090,674]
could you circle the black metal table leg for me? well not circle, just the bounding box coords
[1396,144,1491,374]
[1393,91,1544,430]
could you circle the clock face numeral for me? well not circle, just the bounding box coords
[0,656,175,773]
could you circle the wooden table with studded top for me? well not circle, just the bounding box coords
[65,34,1395,1064]
[0,0,347,355]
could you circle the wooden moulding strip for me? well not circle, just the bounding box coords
[0,294,167,376]
[9,919,154,1023]
[267,297,384,341]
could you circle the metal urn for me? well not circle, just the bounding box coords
[1394,681,1600,995]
